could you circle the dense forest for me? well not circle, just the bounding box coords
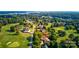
[30,11,79,19]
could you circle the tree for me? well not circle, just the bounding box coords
[75,26,79,33]
[33,31,42,48]
[0,23,2,32]
[19,20,24,25]
[48,41,58,48]
[15,25,20,35]
[59,40,77,48]
[33,36,41,48]
[3,20,8,25]
[58,30,66,37]
[49,28,57,41]
[74,36,79,47]
[10,26,15,32]
[59,40,66,48]
[68,33,75,40]
[65,25,75,30]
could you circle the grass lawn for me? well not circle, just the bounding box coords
[46,23,52,29]
[53,26,79,43]
[0,22,79,48]
[53,26,64,32]
[0,23,31,48]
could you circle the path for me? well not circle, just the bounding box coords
[28,22,35,48]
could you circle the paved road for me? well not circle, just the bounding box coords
[41,44,48,48]
[29,33,33,48]
[28,28,48,48]
[44,44,48,48]
[27,21,48,48]
[29,25,35,48]
[29,33,48,48]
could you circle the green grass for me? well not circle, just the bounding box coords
[53,26,79,43]
[0,23,31,48]
[46,23,52,29]
[0,22,79,48]
[53,26,64,32]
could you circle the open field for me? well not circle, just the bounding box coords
[0,24,32,48]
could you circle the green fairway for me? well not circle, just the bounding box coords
[0,24,31,48]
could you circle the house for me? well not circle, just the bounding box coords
[41,28,46,32]
[37,24,44,29]
[42,31,49,37]
[41,31,50,45]
[36,23,47,32]
[22,27,30,33]
[41,36,50,44]
[36,24,44,32]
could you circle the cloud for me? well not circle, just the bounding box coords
[0,0,79,11]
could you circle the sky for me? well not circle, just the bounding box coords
[0,0,79,11]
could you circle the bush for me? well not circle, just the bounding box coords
[0,23,2,32]
[68,33,75,40]
[10,26,15,32]
[58,30,66,37]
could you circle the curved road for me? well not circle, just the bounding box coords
[28,21,48,48]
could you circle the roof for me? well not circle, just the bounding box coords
[41,36,50,42]
[43,32,49,37]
